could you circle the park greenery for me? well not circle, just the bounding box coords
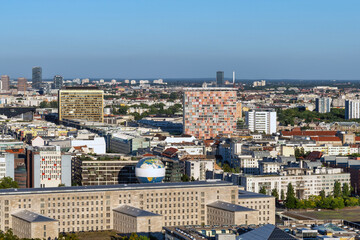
[0,177,18,189]
[275,181,359,210]
[39,100,58,108]
[277,108,349,126]
[112,103,182,120]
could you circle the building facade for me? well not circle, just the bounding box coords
[216,71,224,86]
[53,75,63,89]
[17,78,27,92]
[183,87,237,140]
[239,168,350,199]
[32,66,42,89]
[1,75,10,91]
[315,97,331,113]
[58,87,104,122]
[26,146,71,188]
[245,110,277,134]
[345,100,360,119]
[0,181,275,237]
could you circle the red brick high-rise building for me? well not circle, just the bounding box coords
[183,86,237,140]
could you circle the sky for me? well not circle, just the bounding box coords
[0,0,359,80]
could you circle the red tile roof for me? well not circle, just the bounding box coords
[161,147,178,158]
[5,149,24,154]
[305,151,323,161]
[310,136,342,142]
[282,130,337,137]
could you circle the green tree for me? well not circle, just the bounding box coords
[0,229,18,240]
[39,101,49,108]
[345,197,359,207]
[181,174,190,182]
[222,163,232,172]
[295,148,305,158]
[285,183,297,209]
[280,189,285,201]
[319,189,326,199]
[330,197,345,209]
[50,101,58,108]
[342,183,351,198]
[333,181,342,198]
[271,188,279,200]
[259,186,267,195]
[0,177,18,189]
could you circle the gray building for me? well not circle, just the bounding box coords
[53,75,63,89]
[216,71,224,86]
[32,66,42,89]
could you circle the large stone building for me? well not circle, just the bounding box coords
[58,87,104,123]
[183,87,237,140]
[0,181,275,238]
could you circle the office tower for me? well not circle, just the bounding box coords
[183,87,237,140]
[315,97,331,113]
[58,87,104,122]
[216,71,224,86]
[17,77,27,92]
[245,109,277,134]
[32,66,42,89]
[1,75,10,90]
[53,75,63,89]
[345,100,360,119]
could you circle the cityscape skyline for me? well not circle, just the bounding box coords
[1,0,359,79]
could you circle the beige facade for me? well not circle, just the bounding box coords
[0,181,275,238]
[12,210,59,240]
[238,192,276,225]
[58,88,104,122]
[207,201,258,226]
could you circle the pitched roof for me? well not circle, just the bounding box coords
[113,205,160,217]
[5,149,24,154]
[238,224,297,240]
[310,136,341,142]
[207,201,256,212]
[282,130,337,137]
[12,210,58,223]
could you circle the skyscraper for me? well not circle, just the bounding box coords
[183,86,237,140]
[216,71,224,86]
[58,87,104,122]
[345,100,360,119]
[1,75,10,91]
[53,75,64,89]
[17,78,27,92]
[32,66,42,89]
[315,97,331,113]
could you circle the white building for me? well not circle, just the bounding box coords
[71,137,106,154]
[301,145,358,156]
[30,146,72,188]
[345,100,360,119]
[246,110,277,134]
[185,158,215,181]
[0,156,6,179]
[240,168,350,199]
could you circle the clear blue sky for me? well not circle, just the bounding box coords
[0,0,359,79]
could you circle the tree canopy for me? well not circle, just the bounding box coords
[0,177,18,189]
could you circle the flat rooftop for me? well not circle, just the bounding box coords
[0,180,234,196]
[238,190,273,199]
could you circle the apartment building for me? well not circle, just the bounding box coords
[239,168,350,199]
[0,181,275,238]
[245,109,277,134]
[183,87,237,140]
[345,100,360,120]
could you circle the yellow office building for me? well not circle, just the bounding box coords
[58,87,104,123]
